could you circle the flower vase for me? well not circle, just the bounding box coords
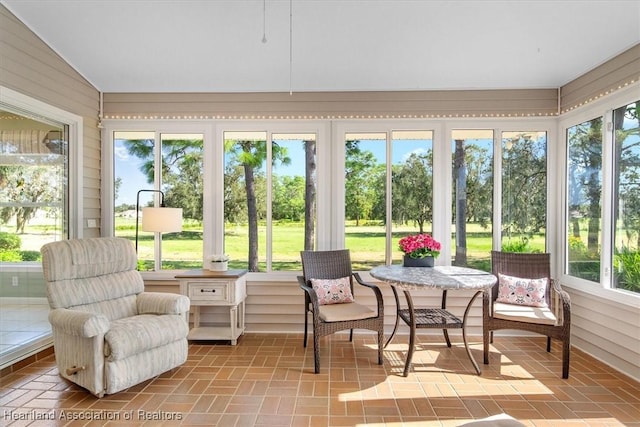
[209,261,228,272]
[403,255,434,267]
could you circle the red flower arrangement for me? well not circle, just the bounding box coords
[398,233,441,259]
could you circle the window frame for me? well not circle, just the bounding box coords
[102,120,212,272]
[0,86,83,241]
[444,120,556,261]
[212,120,330,272]
[558,83,640,305]
[103,117,556,280]
[334,120,445,263]
[103,119,329,275]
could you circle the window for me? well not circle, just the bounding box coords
[501,131,547,253]
[114,131,203,271]
[566,117,603,282]
[344,130,434,269]
[0,87,81,368]
[0,107,68,255]
[223,130,317,272]
[451,130,493,269]
[612,100,640,293]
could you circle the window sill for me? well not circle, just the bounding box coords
[560,279,640,309]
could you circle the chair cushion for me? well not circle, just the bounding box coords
[496,273,548,307]
[105,314,188,361]
[311,276,354,305]
[493,302,557,325]
[318,302,376,322]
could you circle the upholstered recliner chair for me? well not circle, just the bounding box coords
[41,237,190,397]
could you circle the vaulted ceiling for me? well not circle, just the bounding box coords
[2,0,639,93]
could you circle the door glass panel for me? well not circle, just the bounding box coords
[114,132,202,270]
[0,106,67,366]
[159,133,203,270]
[345,131,434,269]
[613,100,640,293]
[224,131,267,272]
[345,132,386,269]
[0,109,67,253]
[451,130,493,270]
[114,131,155,267]
[392,130,434,264]
[501,131,547,253]
[271,133,316,271]
[566,118,602,282]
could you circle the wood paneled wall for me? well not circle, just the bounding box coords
[561,43,640,113]
[0,4,101,238]
[103,88,559,119]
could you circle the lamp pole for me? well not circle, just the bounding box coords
[135,189,166,253]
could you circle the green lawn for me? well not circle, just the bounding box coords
[6,217,544,271]
[116,220,545,271]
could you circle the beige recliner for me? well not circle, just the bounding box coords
[41,237,190,397]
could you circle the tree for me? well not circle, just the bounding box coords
[392,151,433,233]
[568,119,602,256]
[272,175,305,221]
[0,166,60,233]
[345,141,378,225]
[453,139,467,264]
[224,162,248,224]
[225,139,290,271]
[502,134,547,242]
[119,138,204,222]
[462,144,493,226]
[303,140,316,251]
[613,102,640,247]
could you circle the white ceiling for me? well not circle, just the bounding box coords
[3,0,639,93]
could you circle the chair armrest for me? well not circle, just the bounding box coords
[137,292,190,315]
[353,273,384,314]
[550,279,571,325]
[48,308,110,338]
[297,275,321,314]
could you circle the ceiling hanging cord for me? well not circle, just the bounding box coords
[289,0,293,95]
[262,0,267,43]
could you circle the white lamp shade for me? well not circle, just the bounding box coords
[141,207,183,232]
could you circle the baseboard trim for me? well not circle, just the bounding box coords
[0,344,54,379]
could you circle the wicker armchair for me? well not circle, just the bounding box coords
[298,250,384,373]
[483,251,571,378]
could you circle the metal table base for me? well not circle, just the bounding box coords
[385,286,484,377]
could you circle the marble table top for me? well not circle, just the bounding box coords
[370,265,496,291]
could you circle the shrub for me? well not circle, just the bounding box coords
[0,250,22,262]
[20,250,41,262]
[501,237,530,253]
[614,247,640,293]
[0,232,21,251]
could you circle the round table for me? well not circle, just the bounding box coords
[370,265,496,376]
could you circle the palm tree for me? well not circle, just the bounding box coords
[225,139,290,271]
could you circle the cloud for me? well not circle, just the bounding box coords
[114,145,129,160]
[402,148,428,162]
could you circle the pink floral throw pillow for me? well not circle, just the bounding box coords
[496,273,548,308]
[310,276,354,305]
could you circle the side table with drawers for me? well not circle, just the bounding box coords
[175,269,248,345]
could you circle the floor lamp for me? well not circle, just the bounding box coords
[135,190,183,259]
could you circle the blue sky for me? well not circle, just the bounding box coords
[115,136,484,207]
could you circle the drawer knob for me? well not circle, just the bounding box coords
[200,289,216,293]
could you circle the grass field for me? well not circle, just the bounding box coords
[115,219,545,271]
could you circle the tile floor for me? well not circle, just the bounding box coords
[0,302,51,368]
[1,333,639,426]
